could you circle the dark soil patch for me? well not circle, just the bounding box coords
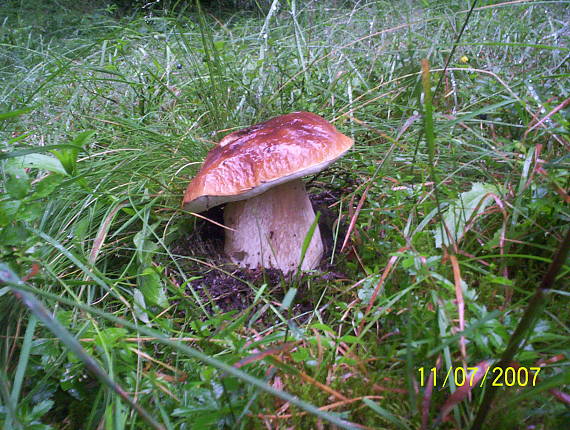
[170,187,352,320]
[183,267,344,327]
[191,268,282,314]
[171,204,226,262]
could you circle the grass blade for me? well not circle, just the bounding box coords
[0,265,165,430]
[471,228,570,429]
[2,316,37,430]
[0,271,362,430]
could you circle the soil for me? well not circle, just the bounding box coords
[170,186,352,319]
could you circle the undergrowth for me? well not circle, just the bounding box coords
[1,0,569,429]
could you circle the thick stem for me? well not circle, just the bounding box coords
[224,180,323,273]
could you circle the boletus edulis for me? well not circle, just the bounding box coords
[182,112,353,273]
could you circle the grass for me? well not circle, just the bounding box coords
[1,0,569,429]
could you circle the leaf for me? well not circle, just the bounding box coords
[70,130,96,148]
[32,175,64,199]
[18,201,44,222]
[0,144,82,160]
[5,166,30,199]
[291,348,311,362]
[0,107,33,120]
[363,398,410,429]
[338,335,363,344]
[137,266,168,308]
[95,327,128,348]
[296,212,321,274]
[433,183,501,248]
[51,130,94,175]
[133,289,150,324]
[7,154,67,175]
[310,323,335,334]
[0,200,22,226]
[133,223,159,266]
[0,223,28,245]
[30,399,54,420]
[281,288,298,310]
[436,360,492,423]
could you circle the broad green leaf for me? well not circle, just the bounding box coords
[310,323,335,334]
[433,183,501,248]
[17,201,44,222]
[70,130,95,148]
[137,266,168,308]
[0,223,28,245]
[7,154,67,175]
[291,348,311,362]
[30,399,54,420]
[338,335,363,344]
[133,222,159,266]
[0,200,21,225]
[5,166,30,199]
[133,289,150,324]
[95,327,128,348]
[51,149,78,175]
[32,174,64,198]
[0,144,81,160]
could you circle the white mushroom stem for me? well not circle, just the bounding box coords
[223,180,323,273]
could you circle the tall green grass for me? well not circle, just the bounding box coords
[1,0,569,428]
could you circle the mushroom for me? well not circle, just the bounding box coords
[182,112,353,273]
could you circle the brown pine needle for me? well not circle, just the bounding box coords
[340,186,369,253]
[270,356,349,402]
[448,254,467,364]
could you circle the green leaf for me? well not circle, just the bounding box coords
[310,323,335,334]
[133,222,159,266]
[30,399,54,420]
[0,270,163,430]
[70,130,95,148]
[137,266,168,308]
[448,99,515,126]
[291,348,311,362]
[32,174,64,198]
[433,183,501,248]
[295,212,321,276]
[5,166,30,199]
[0,223,28,245]
[0,200,21,226]
[95,327,128,348]
[0,107,33,120]
[51,130,94,175]
[281,288,297,311]
[133,289,150,324]
[18,201,44,222]
[0,144,81,160]
[7,154,67,175]
[363,398,410,429]
[338,335,363,344]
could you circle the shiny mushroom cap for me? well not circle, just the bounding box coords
[182,111,353,213]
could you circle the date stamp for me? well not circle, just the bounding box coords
[418,366,541,388]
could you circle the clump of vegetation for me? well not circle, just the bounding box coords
[1,0,568,429]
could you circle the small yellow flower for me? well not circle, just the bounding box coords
[460,55,469,63]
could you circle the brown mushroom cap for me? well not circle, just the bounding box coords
[182,111,353,213]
